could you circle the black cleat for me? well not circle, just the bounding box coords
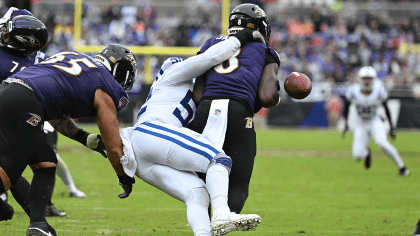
[364,148,371,169]
[26,222,56,236]
[399,167,410,176]
[45,204,66,217]
[413,219,420,236]
[0,198,14,221]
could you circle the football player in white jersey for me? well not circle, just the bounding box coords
[118,29,266,236]
[342,66,409,176]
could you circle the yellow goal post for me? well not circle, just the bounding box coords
[73,0,230,83]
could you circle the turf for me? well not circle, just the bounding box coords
[1,126,419,235]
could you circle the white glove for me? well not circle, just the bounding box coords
[86,134,107,158]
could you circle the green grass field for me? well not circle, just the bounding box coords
[1,126,419,235]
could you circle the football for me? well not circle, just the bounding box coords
[284,72,312,99]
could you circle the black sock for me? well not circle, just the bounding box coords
[29,167,56,223]
[10,176,31,217]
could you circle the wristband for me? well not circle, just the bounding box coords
[75,129,90,146]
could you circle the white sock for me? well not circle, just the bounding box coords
[56,155,78,192]
[381,143,405,168]
[206,164,230,214]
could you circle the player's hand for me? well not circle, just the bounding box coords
[251,30,267,45]
[342,123,348,138]
[118,175,135,199]
[390,128,397,140]
[86,134,107,158]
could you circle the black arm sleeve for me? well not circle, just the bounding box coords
[383,101,393,128]
[343,99,351,120]
[265,48,280,66]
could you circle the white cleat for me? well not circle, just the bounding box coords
[69,189,86,198]
[210,212,261,236]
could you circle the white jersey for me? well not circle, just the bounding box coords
[134,37,241,128]
[345,80,387,121]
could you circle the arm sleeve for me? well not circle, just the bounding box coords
[343,99,351,120]
[265,48,280,66]
[383,101,393,128]
[160,37,241,86]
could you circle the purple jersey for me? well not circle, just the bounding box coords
[200,36,280,112]
[12,51,128,120]
[0,48,46,82]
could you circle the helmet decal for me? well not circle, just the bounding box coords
[14,35,41,48]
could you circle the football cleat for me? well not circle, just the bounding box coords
[210,211,261,236]
[45,204,66,217]
[364,148,371,169]
[413,219,420,236]
[26,222,56,236]
[399,167,410,177]
[69,189,86,198]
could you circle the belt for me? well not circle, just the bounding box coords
[3,77,33,91]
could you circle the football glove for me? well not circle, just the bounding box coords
[86,134,107,158]
[342,122,348,138]
[390,128,397,140]
[118,175,135,199]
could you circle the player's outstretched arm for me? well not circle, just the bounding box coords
[258,63,279,108]
[94,89,135,198]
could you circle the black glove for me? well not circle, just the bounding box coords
[118,175,135,199]
[390,127,397,140]
[342,122,348,138]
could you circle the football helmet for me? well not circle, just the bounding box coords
[95,44,137,90]
[358,66,377,93]
[0,15,48,56]
[227,3,271,45]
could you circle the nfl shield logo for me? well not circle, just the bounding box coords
[215,109,221,116]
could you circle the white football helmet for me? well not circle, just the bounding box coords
[358,66,377,93]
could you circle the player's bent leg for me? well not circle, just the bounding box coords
[136,164,211,236]
[10,176,31,217]
[132,122,221,173]
[206,153,231,213]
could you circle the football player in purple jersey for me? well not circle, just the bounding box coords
[0,43,137,235]
[190,3,281,215]
[0,7,86,220]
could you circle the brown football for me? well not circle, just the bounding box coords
[284,72,312,99]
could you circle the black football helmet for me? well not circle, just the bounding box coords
[0,15,48,55]
[228,3,271,45]
[95,44,137,90]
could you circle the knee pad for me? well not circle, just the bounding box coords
[209,153,232,174]
[185,187,210,208]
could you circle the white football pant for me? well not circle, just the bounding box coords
[352,117,404,168]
